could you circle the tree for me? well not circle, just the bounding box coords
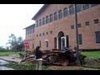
[16,37,24,51]
[0,46,6,50]
[8,34,17,50]
[7,34,24,51]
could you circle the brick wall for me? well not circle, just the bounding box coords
[26,4,100,51]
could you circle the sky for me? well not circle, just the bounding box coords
[0,4,44,48]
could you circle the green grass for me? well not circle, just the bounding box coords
[0,51,20,57]
[82,51,100,59]
[0,50,24,57]
[82,65,100,69]
[4,62,48,70]
[0,50,48,70]
[5,62,36,70]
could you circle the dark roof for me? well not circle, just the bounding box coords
[24,24,35,29]
[32,4,49,20]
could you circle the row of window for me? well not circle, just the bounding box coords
[78,31,100,45]
[26,18,99,35]
[36,31,53,37]
[26,28,34,35]
[36,4,99,28]
[26,25,35,35]
[71,18,99,29]
[37,31,100,46]
[39,41,48,48]
[38,31,100,48]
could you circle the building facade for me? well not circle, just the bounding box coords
[25,4,100,51]
[25,24,35,50]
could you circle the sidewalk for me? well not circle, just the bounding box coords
[0,56,21,63]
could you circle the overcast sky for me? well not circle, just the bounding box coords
[0,4,44,48]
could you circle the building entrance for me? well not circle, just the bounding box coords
[55,31,69,50]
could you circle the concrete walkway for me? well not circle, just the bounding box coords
[0,56,21,63]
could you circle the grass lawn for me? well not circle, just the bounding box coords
[82,51,100,59]
[4,62,48,70]
[0,51,19,57]
[0,50,100,70]
[0,50,24,57]
[1,50,100,59]
[4,62,100,70]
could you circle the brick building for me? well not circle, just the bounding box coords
[24,24,35,50]
[25,4,100,51]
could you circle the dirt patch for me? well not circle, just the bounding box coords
[82,58,100,69]
[45,58,100,70]
[46,66,99,70]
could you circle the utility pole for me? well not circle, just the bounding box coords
[74,4,81,65]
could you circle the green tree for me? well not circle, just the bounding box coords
[8,34,24,51]
[8,34,17,50]
[16,37,24,51]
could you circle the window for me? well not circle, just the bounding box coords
[71,25,74,29]
[50,14,53,22]
[41,19,43,26]
[95,31,100,43]
[54,12,57,21]
[83,4,90,10]
[94,19,99,24]
[77,23,81,28]
[45,41,48,47]
[46,16,48,24]
[26,26,34,35]
[26,30,28,35]
[78,34,82,45]
[30,27,33,34]
[26,28,29,34]
[44,17,46,25]
[48,16,50,23]
[39,19,41,26]
[76,4,81,12]
[36,34,38,37]
[41,18,43,25]
[43,33,45,36]
[63,8,68,17]
[50,31,53,34]
[36,20,38,27]
[58,10,62,19]
[42,17,45,25]
[85,21,90,26]
[32,25,35,33]
[69,5,74,15]
[46,32,48,35]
